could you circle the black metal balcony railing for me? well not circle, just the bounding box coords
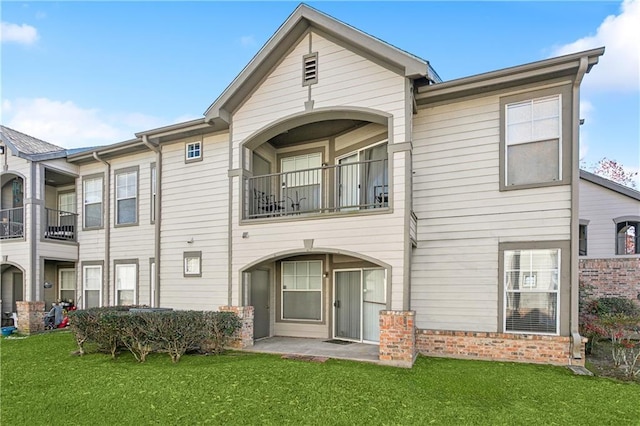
[0,207,24,239]
[245,158,388,219]
[44,208,77,241]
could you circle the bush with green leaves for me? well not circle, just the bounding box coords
[68,308,241,363]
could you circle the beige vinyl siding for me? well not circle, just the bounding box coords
[232,30,408,169]
[160,132,229,310]
[411,92,572,332]
[579,179,640,258]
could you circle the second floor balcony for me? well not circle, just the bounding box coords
[0,207,24,239]
[44,208,78,242]
[245,158,388,220]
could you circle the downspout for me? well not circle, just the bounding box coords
[29,161,37,301]
[142,135,161,307]
[570,56,588,360]
[93,152,111,306]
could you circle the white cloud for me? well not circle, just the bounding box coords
[552,0,640,92]
[0,21,39,45]
[240,35,256,47]
[2,98,165,149]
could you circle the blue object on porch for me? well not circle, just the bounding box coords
[1,326,17,337]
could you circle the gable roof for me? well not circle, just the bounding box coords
[204,3,439,124]
[0,125,68,161]
[580,169,640,202]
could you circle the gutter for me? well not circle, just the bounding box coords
[93,152,111,306]
[570,56,589,361]
[142,135,162,307]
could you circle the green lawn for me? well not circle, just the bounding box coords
[1,332,638,425]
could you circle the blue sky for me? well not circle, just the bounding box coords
[1,1,638,184]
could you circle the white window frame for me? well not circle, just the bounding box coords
[281,260,323,322]
[503,249,560,336]
[186,141,202,161]
[83,265,102,309]
[115,170,138,225]
[58,268,76,303]
[184,252,202,277]
[83,176,103,228]
[505,94,562,185]
[115,263,137,306]
[58,191,76,214]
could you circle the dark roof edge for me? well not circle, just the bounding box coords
[580,169,640,201]
[416,47,605,103]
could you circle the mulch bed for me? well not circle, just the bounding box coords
[586,340,639,383]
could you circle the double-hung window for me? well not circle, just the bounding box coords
[115,263,136,305]
[116,169,137,225]
[281,152,322,213]
[504,249,560,334]
[505,95,561,187]
[83,265,102,309]
[281,260,322,321]
[83,176,103,228]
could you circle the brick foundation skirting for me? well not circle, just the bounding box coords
[579,258,640,304]
[379,310,416,368]
[16,301,45,335]
[219,306,254,349]
[416,330,586,366]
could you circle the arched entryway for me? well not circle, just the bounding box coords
[242,248,391,344]
[241,107,392,220]
[1,263,24,326]
[0,173,25,239]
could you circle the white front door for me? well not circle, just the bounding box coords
[333,268,386,343]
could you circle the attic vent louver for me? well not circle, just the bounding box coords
[303,52,318,86]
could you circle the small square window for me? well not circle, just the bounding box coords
[186,142,202,162]
[184,251,202,277]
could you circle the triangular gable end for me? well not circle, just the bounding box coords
[204,4,434,124]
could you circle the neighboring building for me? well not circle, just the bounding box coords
[579,170,640,304]
[0,4,604,366]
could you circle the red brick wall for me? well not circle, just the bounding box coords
[379,310,416,367]
[416,330,585,366]
[219,306,254,349]
[579,258,640,303]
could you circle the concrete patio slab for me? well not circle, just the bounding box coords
[244,336,380,363]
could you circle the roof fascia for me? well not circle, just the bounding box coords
[580,170,640,202]
[203,4,427,123]
[416,47,604,105]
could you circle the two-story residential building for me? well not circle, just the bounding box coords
[0,4,604,366]
[579,170,640,303]
[1,127,80,325]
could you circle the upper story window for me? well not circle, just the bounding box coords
[115,169,138,226]
[186,141,202,162]
[616,219,639,255]
[506,95,560,186]
[500,86,571,191]
[83,176,103,229]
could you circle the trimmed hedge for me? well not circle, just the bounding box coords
[68,308,241,363]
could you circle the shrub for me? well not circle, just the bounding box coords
[595,297,639,317]
[68,308,242,363]
[203,311,242,354]
[597,314,640,378]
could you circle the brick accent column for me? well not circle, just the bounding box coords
[16,301,45,335]
[219,306,254,349]
[379,310,416,368]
